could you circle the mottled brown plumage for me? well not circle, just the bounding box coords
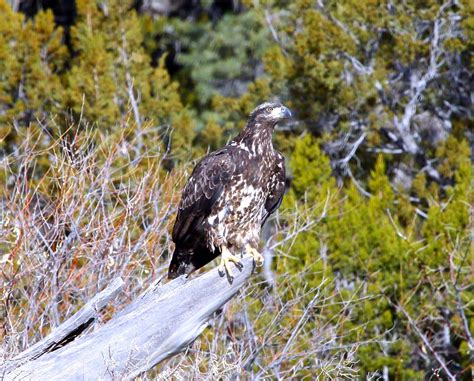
[168,102,291,279]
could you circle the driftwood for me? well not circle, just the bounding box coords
[4,256,255,380]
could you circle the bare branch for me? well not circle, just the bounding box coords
[396,303,456,381]
[393,1,456,154]
[264,9,288,57]
[337,132,366,167]
[449,244,474,370]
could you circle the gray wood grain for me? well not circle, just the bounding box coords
[2,277,124,374]
[6,256,254,380]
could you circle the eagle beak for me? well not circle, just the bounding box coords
[281,106,292,120]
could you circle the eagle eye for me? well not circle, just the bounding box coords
[266,106,274,113]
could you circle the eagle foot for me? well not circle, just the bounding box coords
[245,244,264,267]
[218,246,242,280]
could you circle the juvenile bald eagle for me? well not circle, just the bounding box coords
[168,102,291,279]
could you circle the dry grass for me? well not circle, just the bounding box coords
[0,123,181,354]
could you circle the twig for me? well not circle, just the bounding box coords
[449,244,474,369]
[386,208,407,240]
[270,281,326,374]
[396,303,456,381]
[337,132,366,167]
[264,9,288,57]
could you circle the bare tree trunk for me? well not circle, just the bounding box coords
[4,257,255,380]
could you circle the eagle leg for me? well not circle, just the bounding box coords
[245,244,264,267]
[218,246,242,279]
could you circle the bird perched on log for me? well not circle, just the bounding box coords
[168,102,291,280]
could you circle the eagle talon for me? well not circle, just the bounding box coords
[245,244,264,267]
[218,266,233,281]
[219,246,242,279]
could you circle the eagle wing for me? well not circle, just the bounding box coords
[172,148,236,244]
[261,151,286,226]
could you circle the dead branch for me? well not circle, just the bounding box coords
[2,278,124,374]
[393,1,457,154]
[396,303,456,381]
[4,257,255,380]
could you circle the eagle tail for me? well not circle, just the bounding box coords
[168,247,192,279]
[168,244,220,279]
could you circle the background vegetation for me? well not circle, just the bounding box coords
[1,0,472,379]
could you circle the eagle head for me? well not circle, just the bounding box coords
[248,102,292,127]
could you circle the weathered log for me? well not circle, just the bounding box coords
[2,277,124,374]
[5,256,255,380]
